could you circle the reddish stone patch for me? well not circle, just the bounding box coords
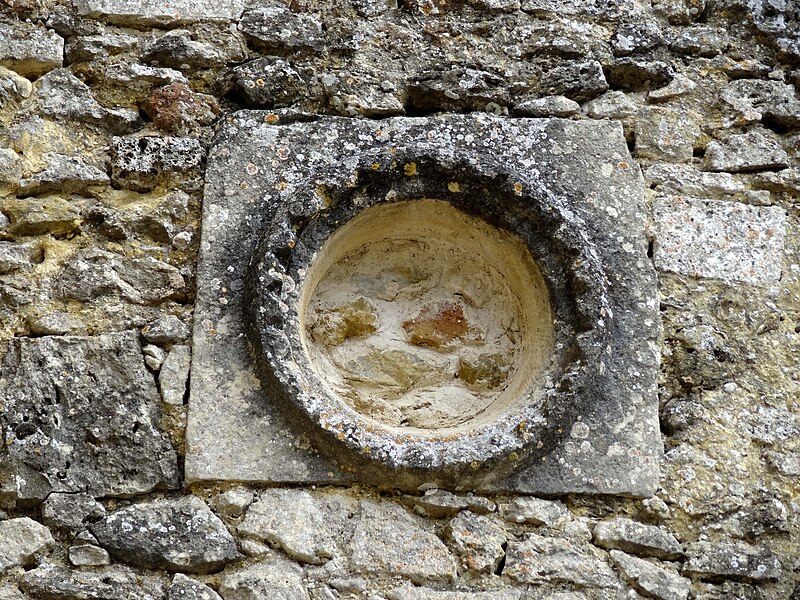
[402,300,470,349]
[144,82,221,134]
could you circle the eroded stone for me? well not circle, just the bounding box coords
[0,518,54,573]
[219,553,308,600]
[682,541,782,583]
[705,131,790,173]
[445,511,507,574]
[21,564,167,600]
[0,23,63,78]
[593,517,683,559]
[169,574,223,600]
[610,550,690,600]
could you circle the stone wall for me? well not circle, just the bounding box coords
[0,0,798,598]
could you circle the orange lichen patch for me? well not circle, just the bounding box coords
[402,300,470,349]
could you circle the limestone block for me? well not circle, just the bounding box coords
[705,131,790,173]
[0,518,54,573]
[592,517,683,559]
[610,550,690,600]
[0,23,63,78]
[75,0,246,26]
[653,196,786,286]
[21,564,167,599]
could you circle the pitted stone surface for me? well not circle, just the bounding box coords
[188,112,661,497]
[653,196,786,287]
[21,564,167,600]
[0,332,179,497]
[90,496,241,574]
[347,500,457,583]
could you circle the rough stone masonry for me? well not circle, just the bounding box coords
[0,0,798,598]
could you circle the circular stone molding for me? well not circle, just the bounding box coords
[245,157,610,487]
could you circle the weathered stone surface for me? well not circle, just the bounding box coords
[239,489,354,564]
[227,57,316,109]
[648,75,697,101]
[58,249,185,305]
[653,196,786,287]
[0,66,32,107]
[29,311,87,336]
[42,492,106,533]
[498,497,569,527]
[539,59,608,102]
[144,344,166,370]
[69,544,111,567]
[239,6,324,54]
[584,90,637,119]
[0,23,63,78]
[169,574,222,600]
[75,0,245,25]
[671,26,727,57]
[0,332,179,497]
[91,496,241,574]
[0,585,24,600]
[0,241,40,274]
[705,131,789,173]
[0,196,81,236]
[403,490,495,518]
[18,153,109,197]
[141,30,238,69]
[219,553,308,600]
[610,550,690,600]
[0,456,52,507]
[635,107,698,161]
[606,58,674,91]
[159,345,191,405]
[407,67,509,112]
[142,315,191,344]
[189,113,660,497]
[644,164,744,196]
[505,535,619,588]
[36,69,139,134]
[387,586,522,600]
[512,95,580,117]
[65,32,138,63]
[110,136,204,192]
[445,511,507,574]
[0,148,23,194]
[593,517,682,559]
[0,517,54,573]
[144,83,221,134]
[211,487,254,518]
[612,21,665,56]
[348,500,457,583]
[21,563,167,600]
[682,541,782,583]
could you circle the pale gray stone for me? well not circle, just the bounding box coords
[0,456,52,507]
[653,196,786,287]
[445,511,507,574]
[643,164,744,196]
[635,107,699,161]
[610,551,689,600]
[91,496,241,574]
[0,148,22,190]
[404,489,495,518]
[606,58,674,91]
[499,497,569,527]
[110,136,204,192]
[648,75,697,101]
[584,91,638,119]
[42,492,105,533]
[103,62,188,87]
[705,131,789,173]
[141,30,234,69]
[160,345,191,405]
[0,518,54,573]
[29,312,87,336]
[612,21,665,56]
[219,554,309,600]
[0,66,32,106]
[18,153,109,197]
[69,544,111,567]
[505,535,619,588]
[753,167,800,193]
[144,344,166,371]
[239,489,355,564]
[239,6,324,53]
[0,23,63,78]
[348,500,457,583]
[388,586,522,600]
[21,563,167,600]
[671,26,728,56]
[593,518,682,559]
[143,315,191,345]
[0,332,179,497]
[683,541,782,583]
[36,69,139,134]
[169,574,223,600]
[57,248,186,305]
[75,0,246,26]
[66,32,138,62]
[0,241,40,274]
[211,487,254,518]
[226,57,316,109]
[0,585,24,600]
[512,95,580,117]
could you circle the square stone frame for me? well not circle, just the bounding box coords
[186,112,662,497]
